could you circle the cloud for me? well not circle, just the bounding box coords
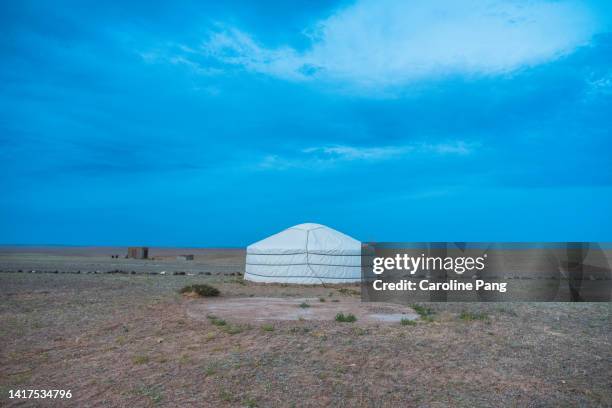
[202,30,306,80]
[139,49,224,76]
[302,145,413,160]
[423,142,473,155]
[258,141,476,170]
[195,0,599,90]
[586,72,612,96]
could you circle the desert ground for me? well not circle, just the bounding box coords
[0,248,610,407]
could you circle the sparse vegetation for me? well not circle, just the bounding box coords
[261,324,274,332]
[179,283,220,297]
[459,311,489,322]
[289,326,310,334]
[411,304,435,322]
[219,389,233,402]
[496,307,518,317]
[204,364,217,376]
[178,354,191,364]
[222,323,249,335]
[352,327,368,335]
[135,385,163,404]
[335,313,357,323]
[1,254,611,408]
[132,355,149,365]
[244,397,258,407]
[299,302,310,308]
[319,297,326,302]
[401,318,416,326]
[337,288,360,296]
[207,315,227,326]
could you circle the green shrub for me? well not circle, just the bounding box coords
[410,304,436,322]
[299,302,310,308]
[261,324,274,332]
[410,304,434,318]
[400,318,416,326]
[206,315,249,335]
[206,315,227,326]
[335,313,357,323]
[180,284,220,297]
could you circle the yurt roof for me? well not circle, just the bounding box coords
[247,223,360,255]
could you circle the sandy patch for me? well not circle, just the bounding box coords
[186,296,418,324]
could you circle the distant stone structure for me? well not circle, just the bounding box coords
[177,254,194,261]
[127,247,149,259]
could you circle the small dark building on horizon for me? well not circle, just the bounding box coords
[177,254,194,261]
[127,247,149,259]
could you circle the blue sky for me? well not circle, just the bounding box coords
[1,0,611,246]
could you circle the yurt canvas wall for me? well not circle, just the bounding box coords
[245,223,361,284]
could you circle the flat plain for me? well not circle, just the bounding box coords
[0,247,610,407]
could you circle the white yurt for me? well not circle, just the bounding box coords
[245,223,361,284]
